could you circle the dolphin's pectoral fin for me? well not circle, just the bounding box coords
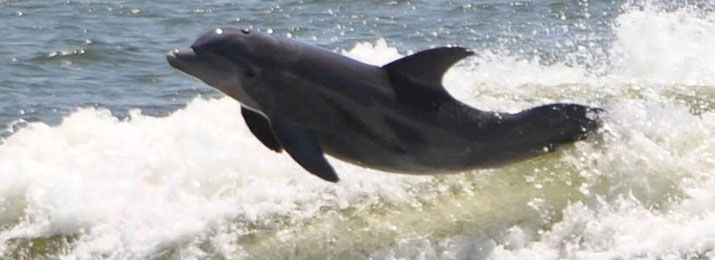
[241,107,283,152]
[383,47,473,109]
[271,118,340,182]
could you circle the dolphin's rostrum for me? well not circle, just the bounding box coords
[167,27,601,182]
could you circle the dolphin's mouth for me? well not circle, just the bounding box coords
[166,48,197,70]
[166,47,234,74]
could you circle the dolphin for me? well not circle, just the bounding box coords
[167,27,600,182]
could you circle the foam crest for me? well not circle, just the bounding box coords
[610,6,715,86]
[341,38,403,66]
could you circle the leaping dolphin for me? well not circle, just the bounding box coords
[167,27,600,182]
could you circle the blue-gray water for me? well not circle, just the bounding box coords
[1,0,714,259]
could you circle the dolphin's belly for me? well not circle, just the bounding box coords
[311,108,558,174]
[317,128,550,174]
[317,132,438,173]
[314,118,485,174]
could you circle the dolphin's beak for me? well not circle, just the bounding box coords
[166,48,197,70]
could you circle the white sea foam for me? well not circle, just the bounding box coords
[609,5,715,86]
[1,3,714,260]
[0,98,437,259]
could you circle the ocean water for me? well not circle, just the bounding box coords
[1,0,714,259]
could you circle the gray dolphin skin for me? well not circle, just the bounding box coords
[167,27,601,183]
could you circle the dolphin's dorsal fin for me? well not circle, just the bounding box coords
[384,47,473,87]
[383,47,473,109]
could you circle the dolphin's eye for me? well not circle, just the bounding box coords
[244,70,255,78]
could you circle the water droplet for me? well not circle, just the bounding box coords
[15,11,23,16]
[215,28,224,35]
